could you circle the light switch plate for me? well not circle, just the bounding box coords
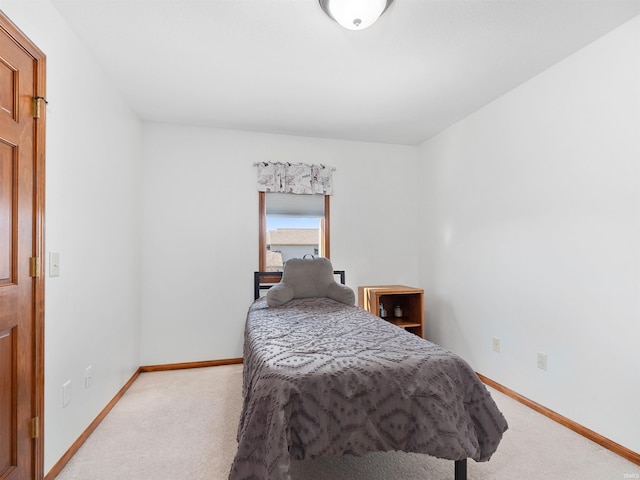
[49,252,60,277]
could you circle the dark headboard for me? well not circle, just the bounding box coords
[254,270,346,300]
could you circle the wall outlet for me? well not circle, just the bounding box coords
[84,366,93,389]
[492,337,501,353]
[537,352,548,371]
[62,380,71,407]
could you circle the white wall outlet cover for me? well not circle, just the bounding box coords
[84,366,93,389]
[62,380,71,407]
[537,352,548,370]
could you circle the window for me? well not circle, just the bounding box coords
[259,192,330,272]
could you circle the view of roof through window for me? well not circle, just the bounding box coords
[266,216,321,271]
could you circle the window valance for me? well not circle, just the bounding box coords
[255,162,334,195]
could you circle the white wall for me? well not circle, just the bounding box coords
[3,0,638,473]
[417,16,640,453]
[140,123,419,365]
[0,0,143,473]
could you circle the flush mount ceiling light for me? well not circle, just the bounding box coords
[319,0,394,31]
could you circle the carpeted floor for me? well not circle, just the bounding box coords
[55,364,639,480]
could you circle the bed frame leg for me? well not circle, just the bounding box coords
[454,459,467,480]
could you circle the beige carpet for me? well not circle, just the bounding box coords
[55,364,639,480]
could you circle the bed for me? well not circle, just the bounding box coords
[230,259,507,480]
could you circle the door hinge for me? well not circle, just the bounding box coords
[32,96,47,119]
[29,257,40,277]
[31,416,39,439]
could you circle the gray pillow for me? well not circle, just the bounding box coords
[266,257,355,307]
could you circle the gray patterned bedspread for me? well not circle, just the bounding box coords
[229,297,507,480]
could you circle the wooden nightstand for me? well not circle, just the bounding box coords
[358,285,424,337]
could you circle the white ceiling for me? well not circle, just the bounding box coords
[51,0,640,146]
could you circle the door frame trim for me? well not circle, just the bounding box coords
[0,11,46,479]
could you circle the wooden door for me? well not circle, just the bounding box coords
[0,13,46,480]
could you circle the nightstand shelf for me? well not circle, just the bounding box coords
[389,319,422,329]
[357,285,424,338]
